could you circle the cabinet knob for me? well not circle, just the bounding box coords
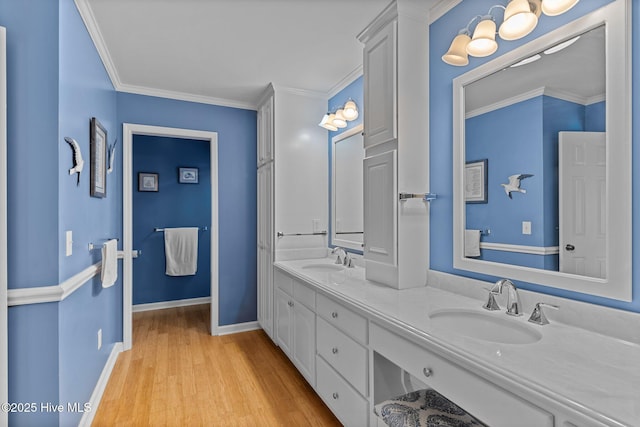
[288,301,293,307]
[331,311,338,318]
[332,347,339,354]
[332,392,339,400]
[423,368,432,378]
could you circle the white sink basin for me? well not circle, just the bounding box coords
[429,309,542,345]
[301,263,345,272]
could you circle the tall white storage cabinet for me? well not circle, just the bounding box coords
[358,0,430,289]
[257,87,275,340]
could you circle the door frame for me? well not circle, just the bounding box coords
[1,26,8,427]
[122,123,219,350]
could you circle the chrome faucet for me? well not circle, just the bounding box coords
[528,302,559,325]
[331,247,354,268]
[484,279,523,316]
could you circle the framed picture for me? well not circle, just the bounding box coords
[138,172,159,192]
[90,117,107,198]
[178,167,199,184]
[465,159,488,203]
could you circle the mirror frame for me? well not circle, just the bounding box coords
[332,124,364,252]
[452,0,632,301]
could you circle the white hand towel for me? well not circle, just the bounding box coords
[101,239,118,288]
[164,227,199,276]
[464,229,481,257]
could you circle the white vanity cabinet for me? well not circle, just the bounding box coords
[370,323,554,427]
[357,0,430,290]
[315,294,369,427]
[274,269,316,387]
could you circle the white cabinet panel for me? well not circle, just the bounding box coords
[364,150,397,284]
[275,288,292,355]
[316,293,368,344]
[316,356,369,427]
[363,20,397,148]
[292,300,316,386]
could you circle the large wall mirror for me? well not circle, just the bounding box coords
[332,124,364,252]
[452,0,631,301]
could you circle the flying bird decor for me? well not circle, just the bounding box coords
[107,138,117,174]
[64,137,84,186]
[501,174,533,199]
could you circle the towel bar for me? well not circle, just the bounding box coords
[154,226,208,232]
[88,238,119,251]
[277,231,327,238]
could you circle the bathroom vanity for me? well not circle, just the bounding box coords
[273,258,640,427]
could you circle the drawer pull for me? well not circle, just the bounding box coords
[423,368,433,378]
[332,347,339,354]
[332,392,339,400]
[331,311,338,318]
[288,301,294,307]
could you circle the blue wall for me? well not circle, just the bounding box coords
[1,0,121,425]
[327,76,364,253]
[117,93,257,325]
[430,0,640,312]
[133,135,211,305]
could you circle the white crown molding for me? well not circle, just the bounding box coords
[132,297,211,313]
[74,0,120,89]
[466,86,599,119]
[272,84,328,100]
[480,242,560,256]
[116,84,256,111]
[78,342,122,427]
[327,65,363,100]
[429,0,463,24]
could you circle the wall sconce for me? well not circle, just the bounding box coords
[319,99,359,130]
[442,0,580,66]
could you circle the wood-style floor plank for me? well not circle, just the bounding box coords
[91,305,341,426]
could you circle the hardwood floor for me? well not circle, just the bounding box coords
[92,304,341,426]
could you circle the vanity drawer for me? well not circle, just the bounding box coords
[293,278,315,310]
[317,317,368,395]
[316,356,368,427]
[274,268,293,295]
[370,323,554,427]
[317,293,367,344]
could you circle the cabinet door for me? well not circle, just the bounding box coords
[292,301,316,387]
[257,95,274,164]
[363,20,397,148]
[257,164,274,339]
[363,150,397,267]
[275,288,292,355]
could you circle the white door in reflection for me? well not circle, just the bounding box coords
[559,131,606,278]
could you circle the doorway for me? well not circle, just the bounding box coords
[1,25,7,427]
[123,124,218,350]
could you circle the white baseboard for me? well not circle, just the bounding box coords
[217,321,260,336]
[132,296,211,313]
[79,342,123,427]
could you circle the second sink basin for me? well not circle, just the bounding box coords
[429,309,542,345]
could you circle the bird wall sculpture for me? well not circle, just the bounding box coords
[64,137,84,186]
[501,174,533,198]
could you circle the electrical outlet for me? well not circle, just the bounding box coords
[65,231,73,256]
[522,221,532,235]
[97,329,102,350]
[312,219,321,233]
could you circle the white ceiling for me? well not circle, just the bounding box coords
[78,0,407,109]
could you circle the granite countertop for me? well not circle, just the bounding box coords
[274,257,640,427]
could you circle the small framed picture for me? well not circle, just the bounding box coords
[90,117,107,198]
[138,172,159,192]
[178,167,199,184]
[465,159,488,203]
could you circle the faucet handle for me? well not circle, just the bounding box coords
[528,302,559,325]
[482,287,501,311]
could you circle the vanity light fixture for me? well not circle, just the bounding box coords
[318,100,359,131]
[442,0,580,66]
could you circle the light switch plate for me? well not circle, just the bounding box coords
[312,219,321,233]
[522,221,532,235]
[65,230,73,256]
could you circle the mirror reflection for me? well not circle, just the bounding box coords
[332,124,364,251]
[463,25,605,279]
